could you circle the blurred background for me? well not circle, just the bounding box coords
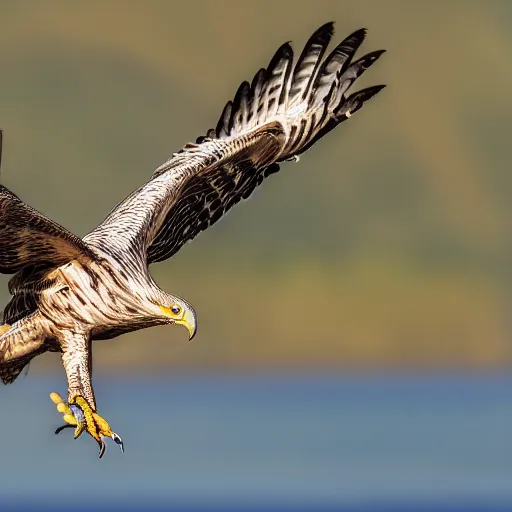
[0,1,510,510]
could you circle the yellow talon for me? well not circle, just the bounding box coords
[73,421,86,439]
[92,413,112,434]
[57,403,69,413]
[50,392,74,418]
[52,392,123,457]
[63,414,77,425]
[50,392,65,405]
[53,394,125,458]
[52,392,80,436]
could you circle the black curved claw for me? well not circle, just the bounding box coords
[98,439,106,459]
[112,432,124,453]
[55,424,75,435]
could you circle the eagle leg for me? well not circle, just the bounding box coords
[55,331,124,458]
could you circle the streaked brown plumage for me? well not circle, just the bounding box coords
[0,22,385,457]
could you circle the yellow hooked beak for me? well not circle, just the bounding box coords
[177,308,197,341]
[159,305,197,341]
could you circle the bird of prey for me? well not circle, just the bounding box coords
[0,22,385,458]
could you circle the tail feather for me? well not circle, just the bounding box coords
[211,22,385,161]
[0,350,41,384]
[0,312,50,384]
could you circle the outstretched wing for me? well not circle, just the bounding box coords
[85,23,385,268]
[0,184,96,274]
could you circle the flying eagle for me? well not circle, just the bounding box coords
[0,22,385,457]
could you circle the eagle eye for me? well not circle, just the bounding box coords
[171,305,181,315]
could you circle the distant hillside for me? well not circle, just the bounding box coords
[0,1,510,371]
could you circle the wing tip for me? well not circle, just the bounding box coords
[346,27,368,47]
[317,21,335,36]
[307,21,335,47]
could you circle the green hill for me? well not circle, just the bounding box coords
[0,0,510,372]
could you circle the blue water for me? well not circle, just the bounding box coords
[0,372,510,511]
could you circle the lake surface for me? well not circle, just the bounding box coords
[0,372,510,511]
